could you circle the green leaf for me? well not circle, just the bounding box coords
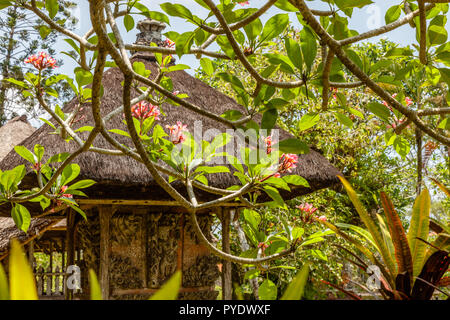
[366,102,391,122]
[149,271,181,300]
[300,27,317,72]
[259,279,277,300]
[244,18,262,43]
[275,139,309,154]
[218,72,244,90]
[60,164,81,187]
[160,3,193,20]
[9,239,38,300]
[45,0,59,19]
[242,209,261,232]
[5,78,28,88]
[34,144,44,163]
[195,166,230,174]
[263,186,285,207]
[291,227,305,240]
[75,69,93,87]
[11,204,31,233]
[385,5,401,24]
[39,25,52,39]
[14,146,36,164]
[89,270,102,300]
[0,1,12,10]
[437,117,450,130]
[298,113,319,131]
[393,136,410,159]
[280,263,309,300]
[124,14,135,32]
[47,152,71,163]
[274,0,298,12]
[282,175,309,187]
[285,38,303,71]
[67,203,87,221]
[244,269,260,280]
[200,58,215,76]
[68,179,96,190]
[263,177,291,191]
[109,129,131,137]
[334,0,373,10]
[260,14,289,43]
[428,25,448,46]
[175,31,195,58]
[334,112,353,128]
[132,61,147,77]
[407,188,431,278]
[439,68,450,86]
[300,237,325,247]
[261,108,278,131]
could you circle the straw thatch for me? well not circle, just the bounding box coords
[0,57,341,212]
[0,115,35,161]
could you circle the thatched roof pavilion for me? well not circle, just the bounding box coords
[0,26,340,212]
[0,20,341,300]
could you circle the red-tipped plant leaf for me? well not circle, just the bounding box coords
[380,192,413,277]
[411,250,449,300]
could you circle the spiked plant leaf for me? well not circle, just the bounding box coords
[407,188,431,278]
[380,192,413,277]
[9,239,38,300]
[376,214,396,273]
[281,263,309,300]
[430,178,450,198]
[149,270,181,300]
[411,250,449,299]
[336,222,378,250]
[337,176,397,277]
[317,217,394,287]
[0,263,9,300]
[89,270,102,300]
[425,233,450,262]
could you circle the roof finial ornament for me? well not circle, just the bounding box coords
[135,19,166,47]
[131,19,174,62]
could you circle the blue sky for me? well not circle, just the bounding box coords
[57,0,448,76]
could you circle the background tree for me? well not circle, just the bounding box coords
[0,1,77,125]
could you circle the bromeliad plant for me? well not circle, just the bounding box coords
[319,176,449,300]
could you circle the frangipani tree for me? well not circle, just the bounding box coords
[0,0,449,272]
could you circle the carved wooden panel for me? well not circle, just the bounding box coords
[76,207,220,300]
[109,212,144,293]
[147,213,180,288]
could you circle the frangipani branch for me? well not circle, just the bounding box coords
[289,0,450,146]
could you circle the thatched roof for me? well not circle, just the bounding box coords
[0,217,64,260]
[0,57,341,212]
[0,115,35,161]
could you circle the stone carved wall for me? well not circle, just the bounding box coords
[76,207,219,300]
